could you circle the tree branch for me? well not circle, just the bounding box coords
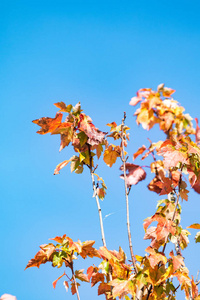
[121,112,137,274]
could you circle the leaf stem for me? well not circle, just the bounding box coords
[121,112,137,274]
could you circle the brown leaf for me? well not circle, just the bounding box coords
[32,113,63,134]
[98,282,111,296]
[91,272,105,287]
[148,177,162,194]
[120,163,146,187]
[71,282,80,295]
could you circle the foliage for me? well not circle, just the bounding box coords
[27,84,200,299]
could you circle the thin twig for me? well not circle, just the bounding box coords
[88,144,106,247]
[121,112,137,274]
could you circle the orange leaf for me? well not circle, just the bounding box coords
[52,271,66,289]
[80,240,99,259]
[25,244,55,270]
[103,145,120,167]
[133,145,146,160]
[187,223,200,229]
[32,112,63,134]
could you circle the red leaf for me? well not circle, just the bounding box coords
[120,163,146,186]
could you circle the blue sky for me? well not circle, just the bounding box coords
[1,1,200,299]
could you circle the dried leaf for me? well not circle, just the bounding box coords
[120,163,146,187]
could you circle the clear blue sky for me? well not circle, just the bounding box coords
[1,1,200,299]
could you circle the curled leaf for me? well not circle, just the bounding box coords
[120,163,146,187]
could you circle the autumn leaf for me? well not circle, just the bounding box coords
[25,243,56,270]
[162,86,176,97]
[146,246,167,268]
[32,112,63,134]
[50,234,67,244]
[103,145,121,167]
[54,160,70,175]
[154,177,173,195]
[169,251,184,272]
[54,102,72,113]
[157,140,188,168]
[133,145,146,160]
[98,282,112,296]
[120,163,146,187]
[71,282,80,295]
[75,269,89,282]
[80,240,99,259]
[191,276,198,298]
[91,272,105,287]
[109,279,129,298]
[52,272,66,289]
[78,113,106,146]
[187,223,200,229]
